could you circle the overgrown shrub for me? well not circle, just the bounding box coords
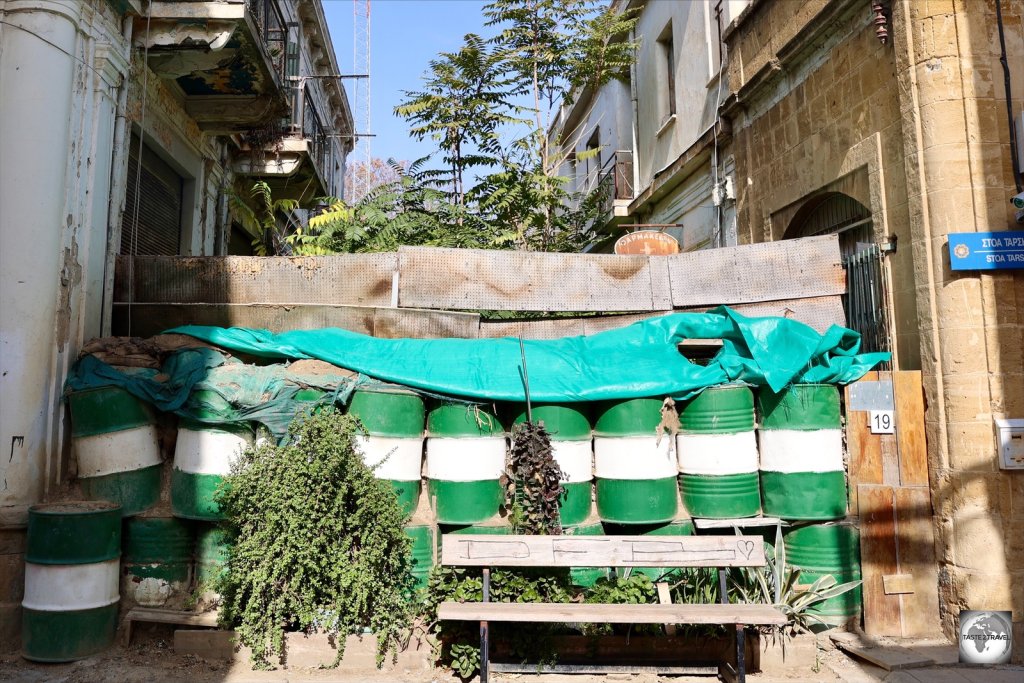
[215,409,412,669]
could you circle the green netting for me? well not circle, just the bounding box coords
[65,307,887,437]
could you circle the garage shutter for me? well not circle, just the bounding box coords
[120,134,183,256]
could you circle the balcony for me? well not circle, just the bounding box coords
[232,84,335,203]
[139,0,291,132]
[596,150,634,217]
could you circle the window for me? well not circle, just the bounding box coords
[658,22,676,124]
[120,133,184,256]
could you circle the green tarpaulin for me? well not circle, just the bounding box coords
[65,306,888,437]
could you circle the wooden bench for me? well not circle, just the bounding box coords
[437,534,786,682]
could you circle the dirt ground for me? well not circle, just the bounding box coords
[3,630,1021,683]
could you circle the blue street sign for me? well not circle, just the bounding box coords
[949,231,1024,270]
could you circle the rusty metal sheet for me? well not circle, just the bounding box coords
[114,255,396,306]
[708,296,846,333]
[111,304,477,339]
[397,247,663,312]
[666,235,845,307]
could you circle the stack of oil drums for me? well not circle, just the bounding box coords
[55,376,863,651]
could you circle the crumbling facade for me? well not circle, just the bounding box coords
[0,0,354,644]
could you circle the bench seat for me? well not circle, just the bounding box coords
[438,601,787,625]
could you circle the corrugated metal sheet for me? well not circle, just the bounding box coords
[397,247,665,312]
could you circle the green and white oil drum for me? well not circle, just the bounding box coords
[172,420,253,521]
[22,502,121,662]
[349,389,425,517]
[404,525,434,593]
[677,385,760,519]
[121,517,193,608]
[512,404,593,527]
[194,523,231,586]
[593,398,677,525]
[68,387,161,516]
[784,523,862,628]
[758,384,846,520]
[426,404,506,525]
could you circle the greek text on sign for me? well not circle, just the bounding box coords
[870,410,895,435]
[949,231,1024,270]
[614,231,680,256]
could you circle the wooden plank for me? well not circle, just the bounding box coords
[437,602,787,625]
[126,608,218,627]
[112,303,480,339]
[829,632,934,671]
[666,235,845,308]
[490,663,717,675]
[441,535,766,568]
[845,372,881,516]
[656,582,678,636]
[893,370,929,486]
[115,254,396,306]
[893,486,941,637]
[882,574,915,595]
[693,517,783,529]
[397,247,665,312]
[857,485,903,636]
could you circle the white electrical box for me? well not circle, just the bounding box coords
[996,419,1024,470]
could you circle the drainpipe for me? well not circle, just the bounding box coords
[99,15,133,335]
[994,0,1022,192]
[629,25,641,200]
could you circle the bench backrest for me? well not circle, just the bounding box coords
[441,534,766,569]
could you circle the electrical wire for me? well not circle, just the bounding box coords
[126,3,153,337]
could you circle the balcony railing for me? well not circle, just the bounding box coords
[281,84,333,192]
[595,150,634,215]
[247,0,288,81]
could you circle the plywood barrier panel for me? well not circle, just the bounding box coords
[111,304,479,339]
[667,235,845,307]
[115,255,397,306]
[397,247,672,312]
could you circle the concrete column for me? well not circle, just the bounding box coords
[0,0,84,521]
[893,0,1024,657]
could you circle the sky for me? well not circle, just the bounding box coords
[322,0,490,166]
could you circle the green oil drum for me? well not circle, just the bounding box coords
[593,399,677,525]
[783,523,862,627]
[22,502,121,662]
[194,524,231,586]
[350,389,425,517]
[606,519,695,583]
[758,384,846,520]
[404,525,434,593]
[68,387,161,516]
[122,517,194,608]
[563,521,609,588]
[677,385,760,519]
[172,420,253,521]
[426,405,506,525]
[511,404,593,526]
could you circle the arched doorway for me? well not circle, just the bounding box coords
[785,193,890,356]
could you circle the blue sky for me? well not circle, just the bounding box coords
[323,0,489,165]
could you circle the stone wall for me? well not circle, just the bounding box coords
[725,0,1024,657]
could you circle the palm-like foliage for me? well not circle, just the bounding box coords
[229,181,300,256]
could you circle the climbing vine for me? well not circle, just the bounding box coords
[215,409,413,669]
[507,421,564,534]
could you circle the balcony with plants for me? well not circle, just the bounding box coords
[232,83,335,204]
